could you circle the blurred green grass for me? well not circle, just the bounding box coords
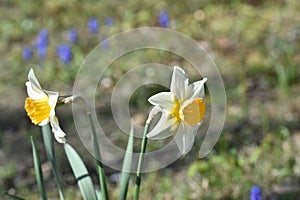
[1,0,300,199]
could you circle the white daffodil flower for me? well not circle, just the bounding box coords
[147,66,207,155]
[24,69,66,143]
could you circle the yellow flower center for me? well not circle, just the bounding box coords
[171,98,205,126]
[181,98,205,126]
[25,97,51,125]
[171,98,182,124]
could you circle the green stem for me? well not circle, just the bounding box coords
[134,123,150,200]
[42,125,64,200]
[88,113,109,200]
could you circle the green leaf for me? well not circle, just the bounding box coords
[88,113,109,200]
[42,125,64,200]
[119,121,134,200]
[64,143,97,200]
[31,136,47,200]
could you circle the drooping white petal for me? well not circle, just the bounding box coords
[174,123,197,155]
[28,69,44,91]
[186,78,207,100]
[26,69,47,100]
[54,134,67,143]
[147,113,175,139]
[45,90,59,109]
[148,92,174,111]
[146,105,162,124]
[26,81,47,100]
[50,115,66,143]
[170,66,189,101]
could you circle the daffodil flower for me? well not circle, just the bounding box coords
[24,69,66,143]
[147,66,207,154]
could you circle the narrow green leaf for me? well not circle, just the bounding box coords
[3,191,26,200]
[31,136,47,200]
[64,143,97,200]
[119,121,134,200]
[88,113,109,200]
[42,125,64,200]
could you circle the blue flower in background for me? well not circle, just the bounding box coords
[88,17,99,34]
[68,28,78,43]
[104,17,114,26]
[250,186,262,200]
[158,11,169,28]
[36,29,48,46]
[56,44,72,64]
[22,46,32,61]
[34,29,49,59]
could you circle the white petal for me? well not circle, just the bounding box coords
[174,123,197,155]
[170,66,189,101]
[28,69,43,91]
[146,105,162,124]
[186,78,207,100]
[26,81,47,100]
[50,115,66,143]
[148,92,174,111]
[147,113,175,139]
[26,69,47,100]
[38,118,50,126]
[45,90,59,108]
[54,135,67,143]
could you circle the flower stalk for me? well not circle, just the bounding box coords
[134,123,150,200]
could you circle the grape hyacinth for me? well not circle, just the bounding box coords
[88,17,99,34]
[56,44,72,64]
[67,28,78,43]
[104,17,114,26]
[158,11,169,28]
[34,29,49,60]
[22,46,32,61]
[250,186,262,200]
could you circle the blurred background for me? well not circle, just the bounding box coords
[1,0,300,199]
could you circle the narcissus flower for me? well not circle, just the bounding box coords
[24,69,66,143]
[147,66,207,154]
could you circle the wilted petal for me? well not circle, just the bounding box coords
[186,78,207,100]
[147,113,174,139]
[148,92,174,111]
[174,123,197,155]
[50,115,66,143]
[170,66,188,101]
[146,105,162,124]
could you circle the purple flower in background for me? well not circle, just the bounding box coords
[104,17,114,26]
[158,11,169,28]
[56,44,72,64]
[34,29,49,59]
[88,17,99,34]
[68,28,78,43]
[36,29,48,46]
[250,186,262,200]
[22,46,32,61]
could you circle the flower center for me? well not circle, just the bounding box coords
[181,98,205,126]
[171,98,181,124]
[25,97,51,125]
[171,97,205,126]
